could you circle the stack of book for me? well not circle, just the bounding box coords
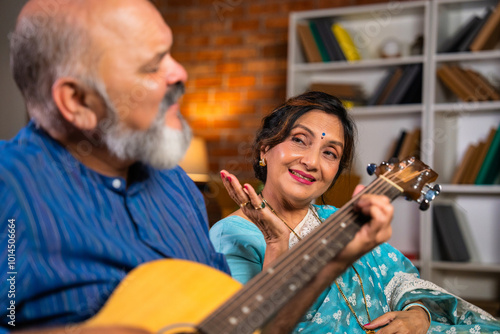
[438,3,500,53]
[308,82,367,107]
[436,64,500,102]
[296,19,361,63]
[385,128,421,162]
[367,65,423,106]
[451,123,500,185]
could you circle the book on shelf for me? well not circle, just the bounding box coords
[313,18,346,62]
[367,67,398,106]
[374,67,404,105]
[398,127,421,160]
[462,141,487,184]
[383,64,422,105]
[464,127,497,184]
[436,64,477,102]
[438,14,481,53]
[463,69,500,101]
[386,129,407,161]
[367,65,422,106]
[437,64,500,102]
[385,128,420,162]
[309,82,366,104]
[475,123,500,185]
[331,23,361,61]
[451,143,476,184]
[451,125,500,185]
[308,21,330,62]
[457,8,494,52]
[470,1,500,51]
[296,23,323,63]
[433,204,471,262]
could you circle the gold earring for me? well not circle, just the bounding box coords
[259,158,267,167]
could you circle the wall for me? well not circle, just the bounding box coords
[154,0,398,179]
[0,1,28,140]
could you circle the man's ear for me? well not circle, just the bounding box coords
[52,78,99,131]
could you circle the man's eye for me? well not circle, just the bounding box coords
[145,67,160,73]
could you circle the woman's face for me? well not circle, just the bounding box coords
[262,110,345,206]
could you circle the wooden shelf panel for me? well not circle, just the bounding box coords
[292,56,425,72]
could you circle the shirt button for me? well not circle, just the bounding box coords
[112,179,122,189]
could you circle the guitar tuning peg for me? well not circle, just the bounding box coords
[419,199,430,211]
[417,183,441,211]
[366,163,377,175]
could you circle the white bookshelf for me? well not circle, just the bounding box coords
[288,0,500,304]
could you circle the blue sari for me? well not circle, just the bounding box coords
[210,205,500,333]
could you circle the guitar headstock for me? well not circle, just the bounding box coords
[367,156,440,211]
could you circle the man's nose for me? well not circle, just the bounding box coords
[165,55,188,86]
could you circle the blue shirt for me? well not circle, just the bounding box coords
[0,122,229,332]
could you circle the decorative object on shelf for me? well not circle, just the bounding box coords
[379,38,402,58]
[410,35,424,55]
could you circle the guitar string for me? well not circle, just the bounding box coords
[200,177,397,333]
[200,176,401,332]
[201,177,399,333]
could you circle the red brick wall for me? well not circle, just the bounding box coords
[152,0,397,179]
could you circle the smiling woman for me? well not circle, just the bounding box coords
[209,91,500,334]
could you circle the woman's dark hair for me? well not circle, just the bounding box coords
[252,91,357,187]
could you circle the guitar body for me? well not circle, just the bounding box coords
[85,259,242,333]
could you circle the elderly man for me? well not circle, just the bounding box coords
[0,0,394,333]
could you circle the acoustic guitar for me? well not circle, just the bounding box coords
[85,157,440,334]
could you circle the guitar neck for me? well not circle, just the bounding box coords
[199,176,404,334]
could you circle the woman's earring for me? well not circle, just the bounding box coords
[259,158,267,167]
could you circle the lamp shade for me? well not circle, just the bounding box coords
[179,136,210,182]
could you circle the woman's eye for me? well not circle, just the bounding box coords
[324,151,338,160]
[292,136,305,144]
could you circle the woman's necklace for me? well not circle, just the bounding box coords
[262,197,374,333]
[310,208,375,333]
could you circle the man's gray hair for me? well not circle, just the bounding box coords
[9,7,100,134]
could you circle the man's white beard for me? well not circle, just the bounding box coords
[99,84,192,170]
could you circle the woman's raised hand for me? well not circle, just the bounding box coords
[220,170,290,266]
